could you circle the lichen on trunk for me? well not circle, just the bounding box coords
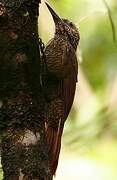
[0,0,51,179]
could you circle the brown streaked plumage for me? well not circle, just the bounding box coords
[44,2,80,177]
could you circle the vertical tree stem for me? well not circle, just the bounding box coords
[0,0,51,179]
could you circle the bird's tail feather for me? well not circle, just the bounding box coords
[45,119,63,176]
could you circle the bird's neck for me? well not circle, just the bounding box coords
[55,32,68,41]
[55,31,78,51]
[55,23,67,37]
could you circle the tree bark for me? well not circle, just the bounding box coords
[0,0,51,179]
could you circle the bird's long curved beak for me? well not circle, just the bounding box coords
[45,2,62,23]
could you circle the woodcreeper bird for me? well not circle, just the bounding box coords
[44,2,80,177]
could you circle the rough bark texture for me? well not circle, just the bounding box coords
[0,0,51,179]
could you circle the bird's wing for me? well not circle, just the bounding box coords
[61,42,78,120]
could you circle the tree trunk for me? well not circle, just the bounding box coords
[0,0,51,179]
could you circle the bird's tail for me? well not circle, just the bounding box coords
[45,118,64,176]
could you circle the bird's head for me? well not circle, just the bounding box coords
[62,19,80,50]
[46,2,80,50]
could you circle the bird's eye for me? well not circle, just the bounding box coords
[69,22,73,27]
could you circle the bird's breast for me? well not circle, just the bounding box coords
[45,37,71,79]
